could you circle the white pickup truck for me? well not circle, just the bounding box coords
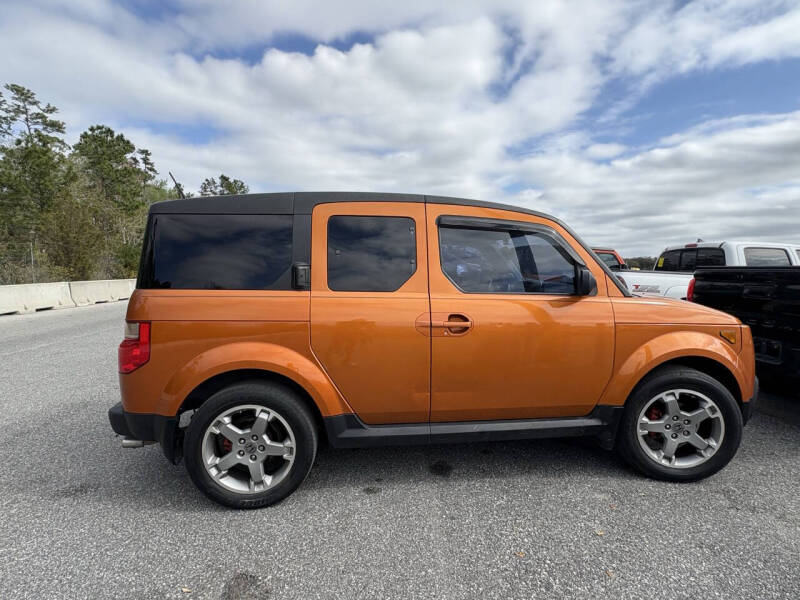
[622,241,800,299]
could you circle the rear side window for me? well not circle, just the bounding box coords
[140,214,293,289]
[655,250,680,271]
[439,226,576,294]
[327,216,416,292]
[744,247,790,266]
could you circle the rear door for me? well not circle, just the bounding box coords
[310,202,430,424]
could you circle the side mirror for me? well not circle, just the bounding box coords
[577,266,597,296]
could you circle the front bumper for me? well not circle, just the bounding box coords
[108,402,181,463]
[741,376,759,425]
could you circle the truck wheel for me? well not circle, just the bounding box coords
[184,380,318,509]
[617,366,742,482]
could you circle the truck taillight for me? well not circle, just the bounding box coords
[686,278,696,302]
[118,321,151,374]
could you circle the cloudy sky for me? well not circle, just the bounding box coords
[2,0,799,255]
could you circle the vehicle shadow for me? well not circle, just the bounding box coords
[22,391,798,512]
[38,422,631,513]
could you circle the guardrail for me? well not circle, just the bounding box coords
[0,279,136,315]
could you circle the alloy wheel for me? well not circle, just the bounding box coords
[201,404,296,494]
[636,389,725,469]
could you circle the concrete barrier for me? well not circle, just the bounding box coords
[0,279,136,315]
[0,282,76,315]
[69,279,135,306]
[109,279,136,301]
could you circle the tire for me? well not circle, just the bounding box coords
[184,380,318,509]
[617,366,743,482]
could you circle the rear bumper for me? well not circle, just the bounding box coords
[108,402,181,463]
[740,377,758,425]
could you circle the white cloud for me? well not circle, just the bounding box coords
[0,0,798,256]
[585,143,627,159]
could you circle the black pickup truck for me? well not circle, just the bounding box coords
[691,267,800,387]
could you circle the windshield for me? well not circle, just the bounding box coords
[597,252,621,267]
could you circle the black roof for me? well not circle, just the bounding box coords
[149,191,556,220]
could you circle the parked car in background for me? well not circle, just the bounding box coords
[690,266,800,388]
[109,193,757,508]
[623,241,800,299]
[592,248,628,271]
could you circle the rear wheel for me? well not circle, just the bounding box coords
[617,366,742,482]
[184,381,317,509]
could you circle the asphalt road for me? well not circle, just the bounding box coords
[1,302,799,599]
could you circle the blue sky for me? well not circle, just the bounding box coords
[1,0,799,255]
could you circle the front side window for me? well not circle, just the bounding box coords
[142,214,293,289]
[439,225,576,294]
[744,247,791,266]
[327,216,416,291]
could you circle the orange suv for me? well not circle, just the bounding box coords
[109,192,757,508]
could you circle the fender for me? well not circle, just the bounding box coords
[156,341,352,418]
[599,330,746,407]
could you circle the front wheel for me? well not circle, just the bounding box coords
[617,366,743,482]
[184,381,318,509]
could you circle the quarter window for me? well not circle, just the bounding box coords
[327,216,416,292]
[439,225,576,294]
[141,214,293,289]
[744,247,791,267]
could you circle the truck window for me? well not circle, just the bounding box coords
[327,216,416,292]
[744,247,791,267]
[696,248,725,266]
[439,226,576,294]
[139,214,293,289]
[655,250,680,271]
[597,253,621,268]
[679,249,697,271]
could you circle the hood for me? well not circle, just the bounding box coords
[611,296,741,326]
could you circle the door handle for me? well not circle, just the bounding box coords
[430,313,472,335]
[430,319,472,328]
[414,313,473,336]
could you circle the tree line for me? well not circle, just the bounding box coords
[0,83,248,284]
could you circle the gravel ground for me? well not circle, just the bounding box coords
[1,302,798,599]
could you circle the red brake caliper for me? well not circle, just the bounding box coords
[221,438,232,453]
[646,406,663,438]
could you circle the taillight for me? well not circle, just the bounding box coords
[686,278,696,302]
[118,321,151,374]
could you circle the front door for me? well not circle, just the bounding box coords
[425,203,615,422]
[310,202,430,424]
